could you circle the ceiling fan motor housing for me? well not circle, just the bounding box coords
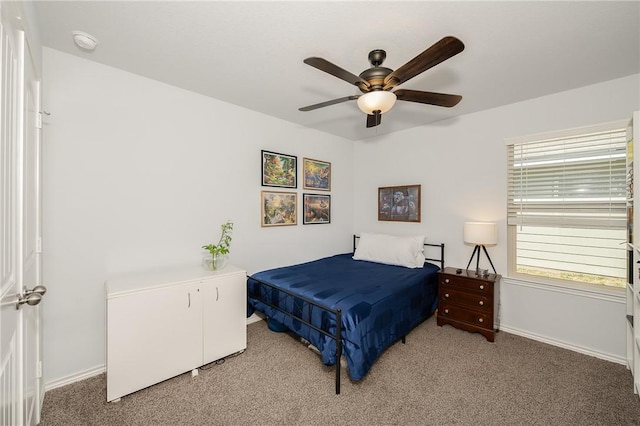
[359,50,393,92]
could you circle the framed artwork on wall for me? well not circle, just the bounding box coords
[303,193,331,224]
[303,158,331,191]
[262,150,297,188]
[378,184,421,222]
[261,191,297,227]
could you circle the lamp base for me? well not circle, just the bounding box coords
[465,245,496,275]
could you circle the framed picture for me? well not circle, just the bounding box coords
[262,150,297,188]
[261,191,297,227]
[303,193,331,224]
[303,158,331,191]
[378,184,421,222]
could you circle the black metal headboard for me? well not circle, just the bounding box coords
[352,234,445,270]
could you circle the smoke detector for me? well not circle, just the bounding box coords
[72,31,98,51]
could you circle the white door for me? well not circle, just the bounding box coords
[0,3,44,425]
[202,271,247,364]
[106,283,203,402]
[0,3,24,424]
[21,35,43,426]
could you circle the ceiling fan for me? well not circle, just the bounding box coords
[299,36,465,128]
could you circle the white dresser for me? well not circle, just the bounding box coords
[105,264,246,402]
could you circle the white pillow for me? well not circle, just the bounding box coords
[353,232,426,268]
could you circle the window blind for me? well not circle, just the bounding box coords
[507,127,627,229]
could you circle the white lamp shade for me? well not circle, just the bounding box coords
[463,222,498,245]
[357,91,397,114]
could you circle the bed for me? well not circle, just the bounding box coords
[246,234,444,394]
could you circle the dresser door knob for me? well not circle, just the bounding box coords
[479,301,484,306]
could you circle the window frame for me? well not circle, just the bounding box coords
[505,119,629,295]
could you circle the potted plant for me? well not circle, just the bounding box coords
[202,221,233,270]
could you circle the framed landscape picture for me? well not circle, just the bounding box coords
[303,158,331,191]
[303,193,331,224]
[262,150,297,188]
[378,184,421,222]
[261,191,297,227]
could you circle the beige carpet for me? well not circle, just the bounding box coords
[40,317,640,425]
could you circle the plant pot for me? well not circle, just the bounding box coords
[202,253,227,271]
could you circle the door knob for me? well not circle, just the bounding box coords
[25,285,47,297]
[16,285,47,309]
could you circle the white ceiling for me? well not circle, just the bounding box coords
[32,1,640,141]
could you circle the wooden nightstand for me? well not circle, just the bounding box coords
[437,267,500,342]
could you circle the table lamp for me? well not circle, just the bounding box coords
[464,222,497,275]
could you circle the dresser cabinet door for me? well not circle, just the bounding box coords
[202,271,247,364]
[107,283,202,401]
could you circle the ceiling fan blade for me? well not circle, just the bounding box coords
[366,111,382,128]
[304,57,371,90]
[299,95,359,112]
[395,89,462,107]
[383,36,465,90]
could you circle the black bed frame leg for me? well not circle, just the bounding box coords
[402,336,406,344]
[336,309,342,395]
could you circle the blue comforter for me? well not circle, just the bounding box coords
[247,253,439,381]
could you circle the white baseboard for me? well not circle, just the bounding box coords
[45,314,267,391]
[45,365,105,392]
[46,320,623,393]
[499,325,626,365]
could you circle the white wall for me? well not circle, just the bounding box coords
[42,44,640,386]
[353,73,640,362]
[41,48,355,386]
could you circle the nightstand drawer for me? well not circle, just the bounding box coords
[440,287,490,311]
[440,275,492,294]
[439,302,492,328]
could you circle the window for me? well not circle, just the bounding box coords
[507,121,628,289]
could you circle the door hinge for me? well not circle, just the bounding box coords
[37,110,50,129]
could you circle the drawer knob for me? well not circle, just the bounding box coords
[444,293,450,298]
[478,318,484,323]
[479,285,484,290]
[444,309,449,314]
[445,278,450,284]
[479,301,484,306]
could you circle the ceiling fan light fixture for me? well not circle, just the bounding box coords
[357,91,397,115]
